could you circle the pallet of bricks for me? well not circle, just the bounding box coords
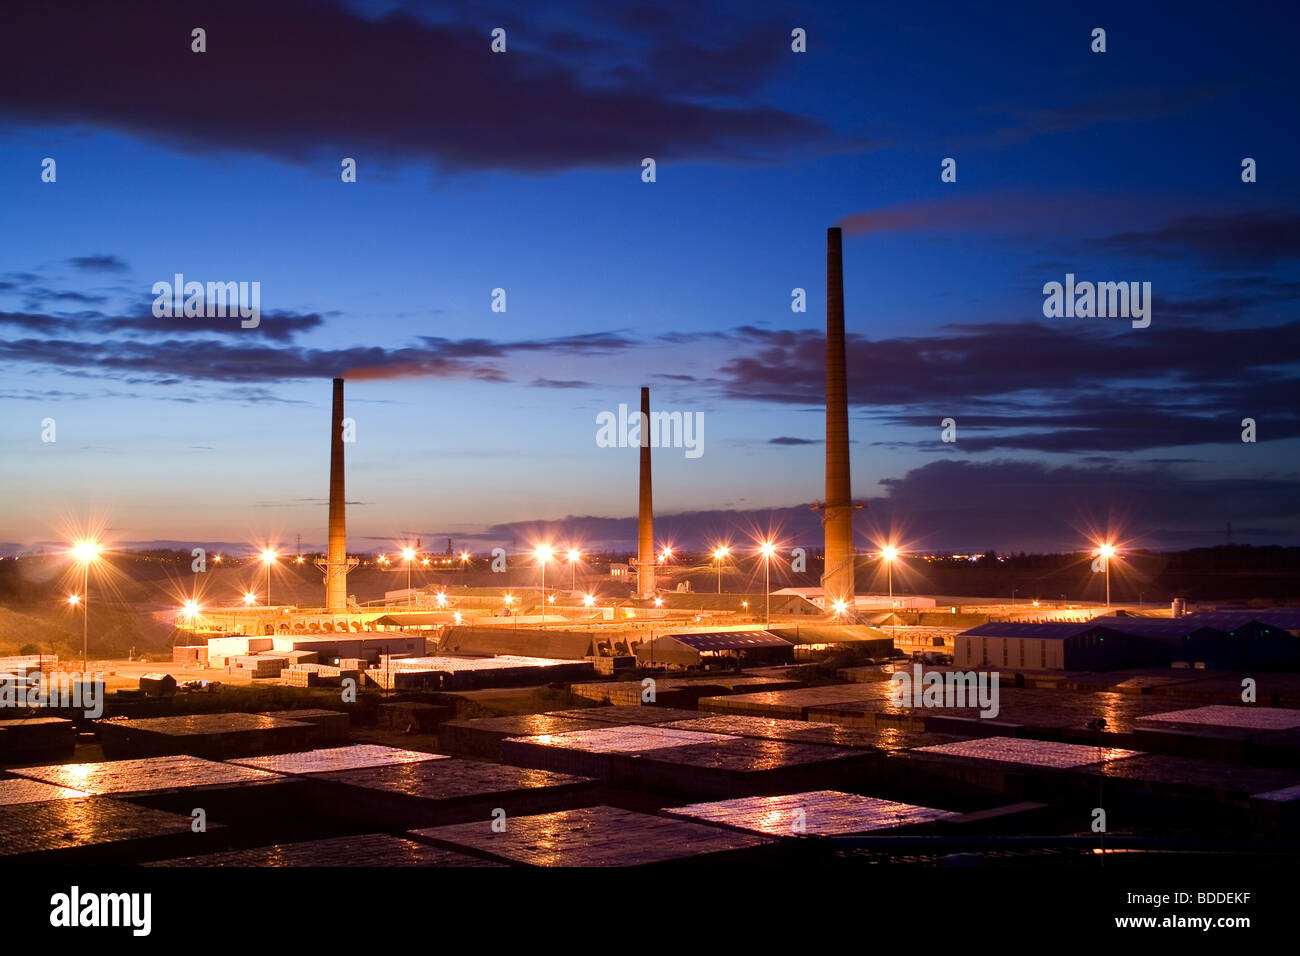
[172,645,208,666]
[339,659,365,687]
[0,655,56,677]
[227,656,286,678]
[281,663,342,687]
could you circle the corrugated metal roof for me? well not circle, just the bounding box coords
[1090,617,1222,636]
[663,630,791,651]
[959,622,1107,640]
[1179,611,1300,630]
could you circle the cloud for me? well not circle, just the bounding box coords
[769,436,817,445]
[67,254,129,272]
[714,316,1300,453]
[477,458,1300,552]
[1086,211,1300,269]
[530,377,592,389]
[0,327,640,384]
[0,0,831,174]
[970,85,1227,148]
[0,307,325,343]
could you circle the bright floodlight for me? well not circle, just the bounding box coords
[654,596,663,607]
[183,600,200,616]
[504,593,514,605]
[1097,543,1116,559]
[401,547,417,562]
[832,599,848,615]
[583,594,595,607]
[243,592,256,605]
[436,592,447,607]
[453,611,463,623]
[67,594,80,606]
[567,549,581,563]
[72,541,100,564]
[661,546,673,559]
[260,548,278,564]
[535,545,553,561]
[714,546,729,559]
[759,541,776,557]
[881,546,899,562]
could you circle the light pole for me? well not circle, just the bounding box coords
[567,549,580,589]
[1097,543,1116,608]
[402,547,417,608]
[881,546,898,606]
[71,541,100,670]
[260,548,278,607]
[535,546,552,627]
[759,541,776,627]
[713,546,729,595]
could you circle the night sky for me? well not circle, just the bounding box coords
[1,0,1297,556]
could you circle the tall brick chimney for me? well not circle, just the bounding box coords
[636,386,655,598]
[822,228,856,606]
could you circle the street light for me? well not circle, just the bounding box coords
[534,546,553,627]
[260,549,278,607]
[567,549,581,589]
[758,541,776,627]
[660,546,673,565]
[401,546,417,608]
[832,598,848,618]
[583,593,595,608]
[713,545,729,594]
[1096,543,1117,608]
[243,591,257,606]
[70,540,100,669]
[880,546,898,605]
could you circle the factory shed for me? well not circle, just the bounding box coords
[371,613,448,630]
[956,622,1151,671]
[439,627,597,660]
[767,625,894,658]
[1093,615,1300,668]
[635,631,793,669]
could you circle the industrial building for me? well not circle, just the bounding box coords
[635,631,795,669]
[959,613,1300,671]
[956,622,1156,671]
[1092,613,1300,669]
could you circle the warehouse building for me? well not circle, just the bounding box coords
[1093,613,1300,668]
[955,622,1156,671]
[634,630,794,669]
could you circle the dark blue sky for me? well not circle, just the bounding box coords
[2,0,1298,555]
